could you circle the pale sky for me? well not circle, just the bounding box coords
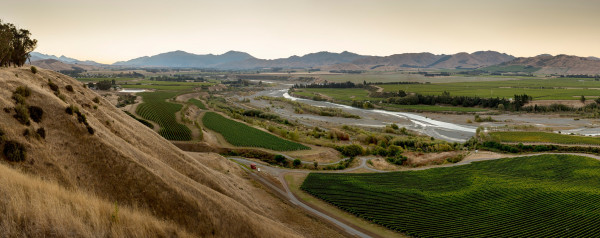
[2,0,600,64]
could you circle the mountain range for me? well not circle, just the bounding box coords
[30,52,104,66]
[31,50,600,74]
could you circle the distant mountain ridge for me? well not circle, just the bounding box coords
[30,52,103,66]
[113,50,255,68]
[499,54,600,75]
[112,50,515,69]
[31,50,600,74]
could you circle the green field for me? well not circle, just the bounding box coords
[302,154,600,237]
[202,112,309,151]
[383,103,488,112]
[136,91,191,141]
[293,88,376,101]
[379,78,600,100]
[188,98,207,110]
[76,77,137,82]
[299,76,600,101]
[490,131,600,145]
[121,80,213,90]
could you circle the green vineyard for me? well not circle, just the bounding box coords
[136,92,191,141]
[188,98,207,109]
[302,154,600,237]
[202,112,309,151]
[490,131,600,145]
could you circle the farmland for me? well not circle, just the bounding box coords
[121,80,213,90]
[489,131,600,145]
[382,103,488,112]
[302,154,600,237]
[136,91,192,141]
[379,78,600,100]
[202,112,309,151]
[297,76,600,101]
[188,98,207,109]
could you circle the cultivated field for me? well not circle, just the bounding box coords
[188,98,207,109]
[489,131,600,145]
[379,78,600,100]
[302,154,600,237]
[202,112,309,151]
[136,91,192,141]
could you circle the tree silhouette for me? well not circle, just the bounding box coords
[0,20,37,67]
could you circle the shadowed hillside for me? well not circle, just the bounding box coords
[0,67,343,237]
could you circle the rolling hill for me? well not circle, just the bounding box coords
[113,50,256,68]
[347,51,515,70]
[497,54,600,75]
[30,59,99,72]
[0,67,342,237]
[30,52,103,66]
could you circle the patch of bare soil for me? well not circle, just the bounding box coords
[369,158,399,171]
[286,145,341,163]
[405,151,462,167]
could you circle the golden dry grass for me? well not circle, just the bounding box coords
[0,163,193,237]
[0,67,342,237]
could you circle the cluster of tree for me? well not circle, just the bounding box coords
[149,75,205,82]
[236,75,289,81]
[560,74,600,79]
[382,91,532,110]
[329,70,364,74]
[0,20,37,67]
[368,81,421,85]
[88,80,113,90]
[58,67,87,77]
[479,141,600,155]
[293,81,361,89]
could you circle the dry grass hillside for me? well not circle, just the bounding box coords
[0,67,343,237]
[30,59,98,71]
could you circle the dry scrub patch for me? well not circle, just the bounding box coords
[369,158,400,171]
[286,145,341,163]
[405,151,463,167]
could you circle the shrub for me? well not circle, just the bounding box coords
[30,66,37,74]
[386,155,408,165]
[0,128,4,144]
[28,106,43,122]
[36,127,46,139]
[86,126,95,135]
[76,112,87,124]
[93,97,100,103]
[65,105,78,115]
[293,159,302,167]
[339,144,364,158]
[14,86,31,98]
[22,128,30,138]
[275,155,286,164]
[11,94,26,105]
[65,85,74,92]
[3,141,26,162]
[48,80,59,92]
[13,104,30,125]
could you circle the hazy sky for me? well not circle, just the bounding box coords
[2,0,600,64]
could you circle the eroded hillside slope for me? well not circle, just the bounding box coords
[0,67,342,237]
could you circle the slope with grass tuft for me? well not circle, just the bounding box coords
[0,67,341,238]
